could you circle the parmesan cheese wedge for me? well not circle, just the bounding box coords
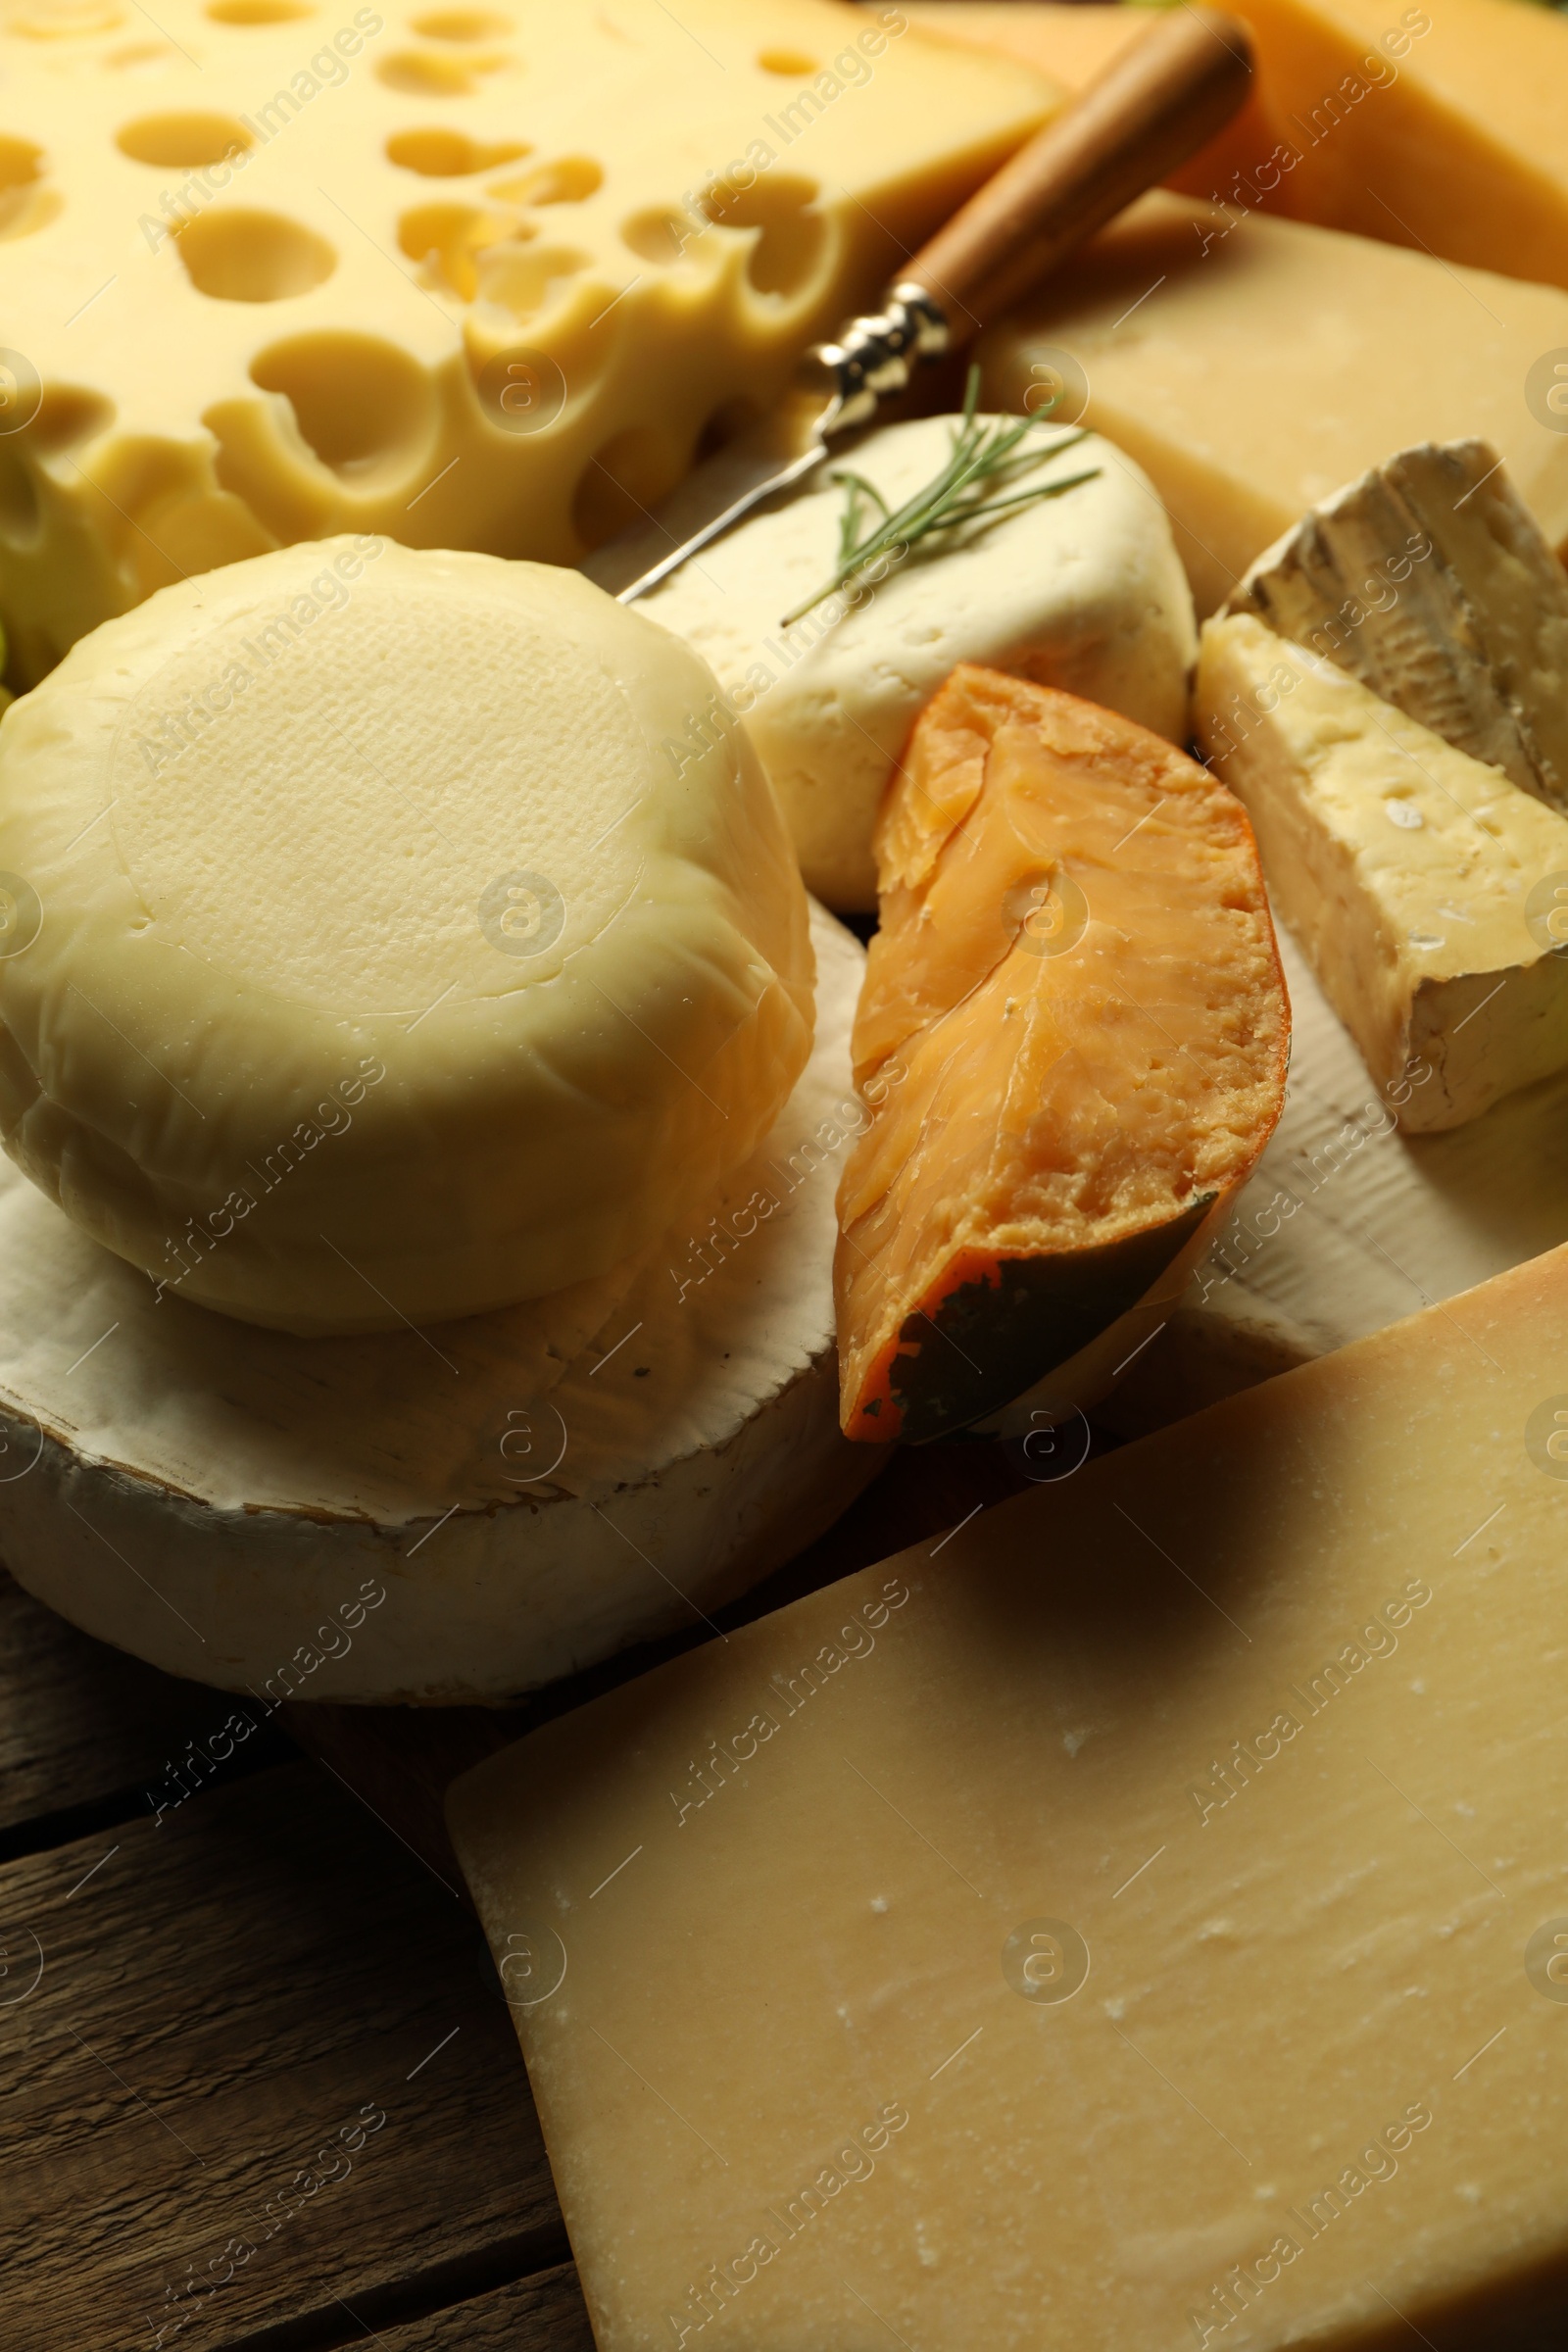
[0,904,878,1704]
[977,194,1568,616]
[1224,440,1568,816]
[448,1237,1568,2352]
[1196,612,1568,1129]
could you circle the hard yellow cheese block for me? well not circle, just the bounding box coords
[0,0,1055,686]
[1162,0,1568,291]
[450,1243,1568,2352]
[903,0,1568,295]
[978,193,1568,614]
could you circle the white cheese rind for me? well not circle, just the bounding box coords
[1195,613,1568,1130]
[0,538,813,1331]
[643,413,1196,909]
[1224,439,1568,815]
[0,902,877,1702]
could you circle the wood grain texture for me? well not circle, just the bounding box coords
[0,1760,560,2351]
[0,1566,289,1850]
[367,2264,594,2351]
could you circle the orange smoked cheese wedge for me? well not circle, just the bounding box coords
[835,666,1289,1442]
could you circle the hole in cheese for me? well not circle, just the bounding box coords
[249,330,435,478]
[0,133,43,189]
[702,170,827,300]
[204,0,314,19]
[398,199,523,298]
[104,38,176,65]
[411,5,513,37]
[116,110,255,167]
[7,0,122,33]
[757,46,817,75]
[176,207,335,302]
[0,141,58,239]
[619,205,691,265]
[573,424,684,550]
[30,384,114,451]
[471,240,588,320]
[835,665,1289,1443]
[488,155,602,206]
[386,124,529,175]
[375,44,511,94]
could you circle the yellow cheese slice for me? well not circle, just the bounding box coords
[1197,613,1568,1128]
[0,537,812,1332]
[977,192,1568,615]
[902,0,1568,296]
[0,0,1055,686]
[450,1237,1568,2350]
[1163,0,1568,291]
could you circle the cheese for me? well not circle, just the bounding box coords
[1195,613,1568,1129]
[1102,917,1568,1433]
[901,0,1568,296]
[643,413,1197,909]
[1162,0,1568,292]
[1226,441,1568,816]
[0,0,1054,689]
[896,1,1144,94]
[0,899,879,1701]
[449,1239,1568,2352]
[0,537,813,1331]
[977,193,1568,615]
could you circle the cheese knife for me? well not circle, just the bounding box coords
[582,6,1252,604]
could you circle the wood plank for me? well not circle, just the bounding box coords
[365,2264,594,2352]
[0,1759,561,2350]
[284,1439,1032,1891]
[0,1565,290,1850]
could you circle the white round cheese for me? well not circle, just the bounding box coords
[643,413,1198,908]
[0,539,812,1333]
[0,904,877,1703]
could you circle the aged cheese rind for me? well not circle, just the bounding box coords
[0,902,879,1702]
[644,413,1197,910]
[0,0,1055,685]
[449,1240,1568,2352]
[977,194,1568,615]
[0,538,812,1331]
[1225,440,1568,816]
[1195,613,1568,1130]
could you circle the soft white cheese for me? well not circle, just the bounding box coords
[644,412,1197,908]
[0,538,812,1331]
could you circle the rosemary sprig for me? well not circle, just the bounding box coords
[780,365,1100,627]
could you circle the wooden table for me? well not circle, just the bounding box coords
[1,1446,1023,2350]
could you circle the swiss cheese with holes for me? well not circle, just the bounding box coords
[0,0,1056,685]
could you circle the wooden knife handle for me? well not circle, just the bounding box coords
[900,7,1252,340]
